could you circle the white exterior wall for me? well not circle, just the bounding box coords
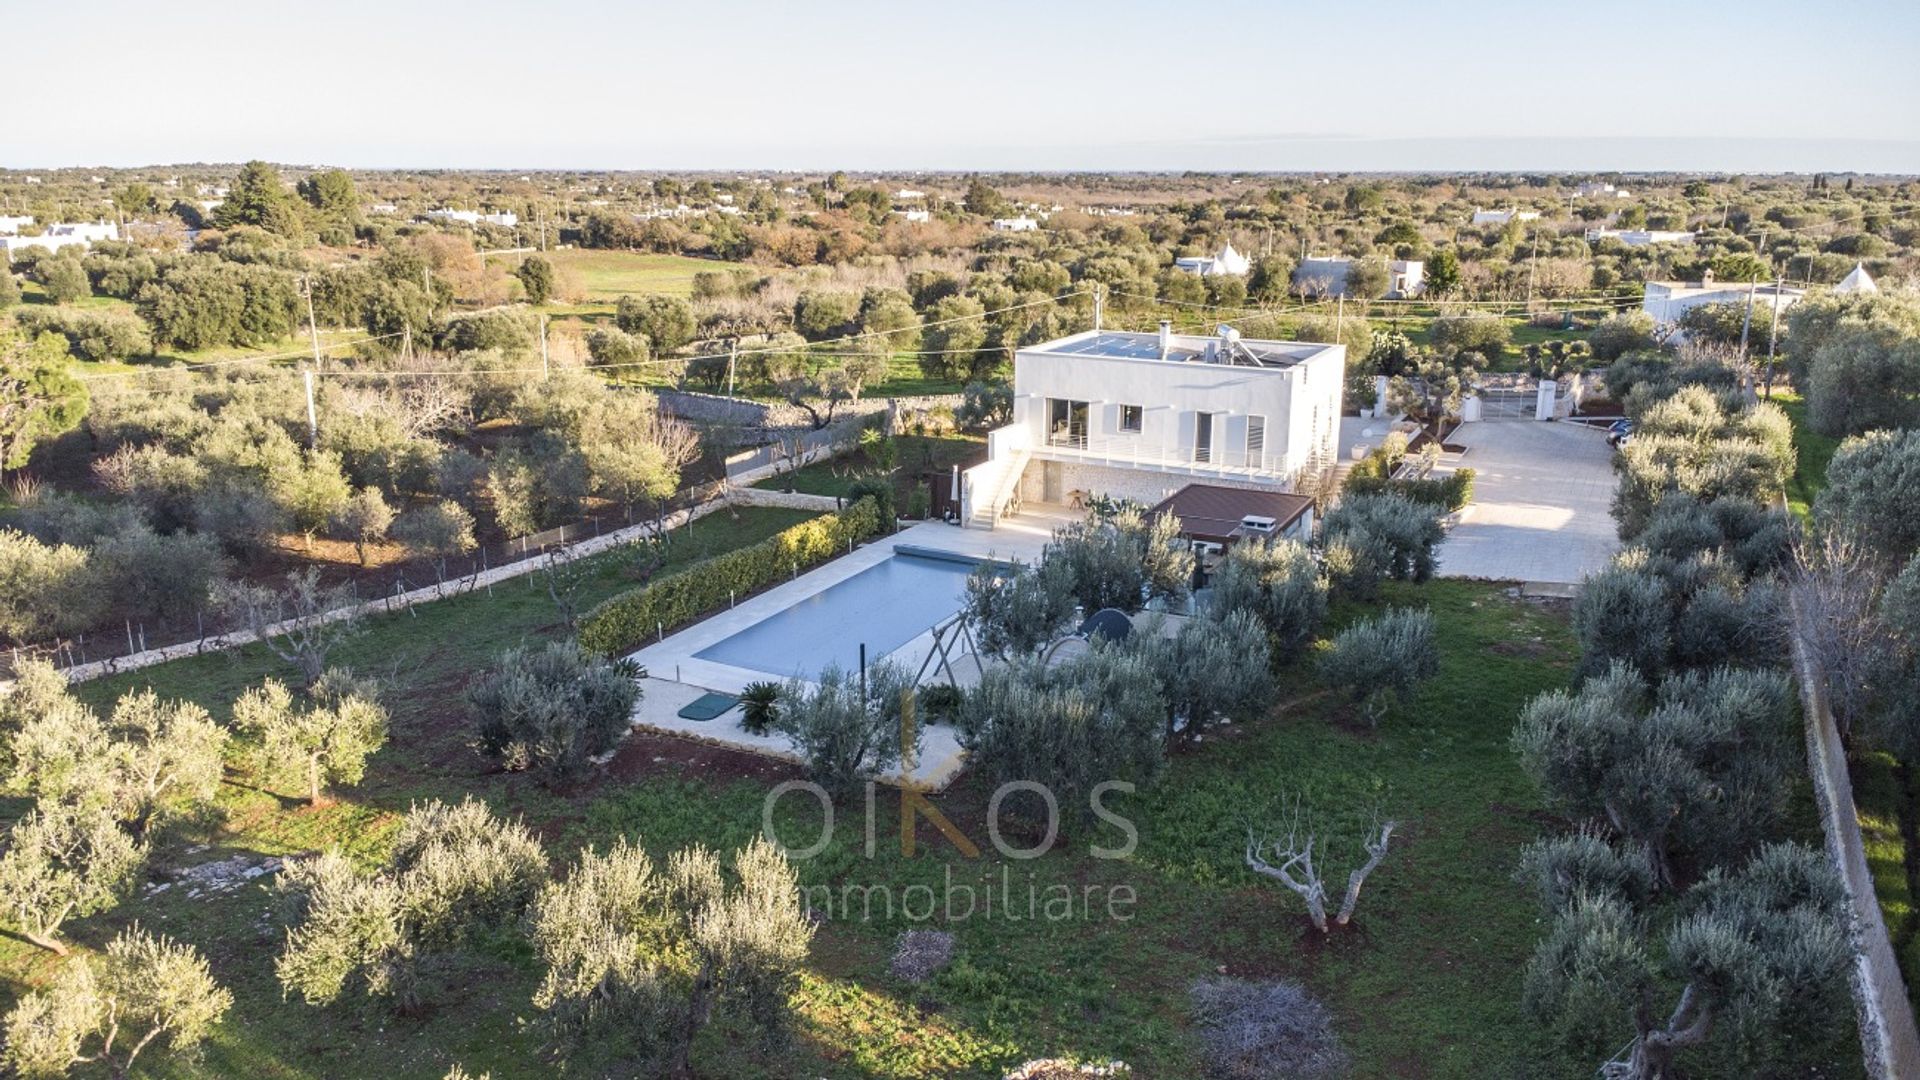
[1006,335,1345,497]
[1643,283,1806,326]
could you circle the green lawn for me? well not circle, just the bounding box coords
[488,249,746,302]
[1775,390,1839,519]
[0,548,1860,1075]
[755,433,984,510]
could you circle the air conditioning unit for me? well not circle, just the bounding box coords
[1239,515,1278,534]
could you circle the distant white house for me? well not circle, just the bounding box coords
[0,215,33,235]
[1290,256,1424,299]
[1642,273,1807,330]
[1084,206,1138,217]
[1,222,119,262]
[1835,263,1879,295]
[958,325,1346,527]
[424,208,519,228]
[991,216,1040,232]
[368,203,399,214]
[895,189,926,199]
[1586,227,1696,247]
[1471,207,1541,226]
[894,208,931,223]
[1575,182,1631,198]
[1174,242,1251,277]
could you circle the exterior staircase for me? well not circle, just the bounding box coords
[963,447,1029,529]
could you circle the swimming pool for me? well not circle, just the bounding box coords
[693,548,991,681]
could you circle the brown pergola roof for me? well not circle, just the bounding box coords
[1149,483,1313,545]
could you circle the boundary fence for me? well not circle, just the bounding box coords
[1789,591,1920,1079]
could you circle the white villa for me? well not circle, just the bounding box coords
[1575,182,1631,198]
[1291,256,1424,299]
[424,208,519,227]
[0,215,33,235]
[1586,227,1696,247]
[894,208,931,223]
[991,216,1040,232]
[1472,207,1541,225]
[1642,274,1807,329]
[1,222,119,262]
[960,325,1345,527]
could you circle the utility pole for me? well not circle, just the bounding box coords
[725,337,739,398]
[1526,226,1541,304]
[1764,276,1785,399]
[1092,284,1104,332]
[300,276,321,448]
[1738,277,1758,359]
[401,322,413,362]
[1336,293,1346,339]
[539,314,551,378]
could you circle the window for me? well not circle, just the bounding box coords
[1119,405,1143,433]
[1247,414,1266,464]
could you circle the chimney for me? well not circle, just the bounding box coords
[1158,320,1173,361]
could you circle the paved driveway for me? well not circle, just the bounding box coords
[1435,422,1617,586]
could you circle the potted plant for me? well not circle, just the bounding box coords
[739,681,782,735]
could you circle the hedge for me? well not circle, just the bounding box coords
[578,497,884,657]
[1343,437,1475,511]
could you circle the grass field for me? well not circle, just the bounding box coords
[1775,390,1840,519]
[755,433,984,508]
[0,550,1859,1078]
[488,249,747,302]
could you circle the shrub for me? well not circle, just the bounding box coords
[232,675,389,804]
[1342,441,1476,511]
[845,476,896,526]
[738,681,781,736]
[1317,607,1439,725]
[962,556,1078,660]
[467,640,641,784]
[1817,427,1920,562]
[0,528,105,644]
[13,306,152,362]
[579,498,884,656]
[1188,977,1348,1080]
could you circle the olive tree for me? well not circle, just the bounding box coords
[232,674,388,805]
[1523,843,1847,1079]
[775,662,919,800]
[1317,608,1439,726]
[1321,493,1445,597]
[1511,663,1797,888]
[530,836,813,1077]
[392,500,477,579]
[2,926,231,1078]
[278,798,548,1013]
[467,641,640,785]
[1145,608,1273,743]
[1245,797,1397,935]
[0,804,146,955]
[331,486,394,565]
[962,557,1078,660]
[1207,538,1327,660]
[6,687,226,839]
[1816,427,1920,563]
[214,568,365,687]
[956,645,1168,823]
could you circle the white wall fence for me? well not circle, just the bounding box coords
[1789,592,1920,1080]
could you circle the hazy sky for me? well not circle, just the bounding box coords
[10,0,1920,172]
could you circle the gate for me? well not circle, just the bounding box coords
[1470,377,1541,421]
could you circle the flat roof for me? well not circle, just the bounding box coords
[1150,483,1314,544]
[1027,330,1335,369]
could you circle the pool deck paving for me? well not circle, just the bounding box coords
[625,509,1072,790]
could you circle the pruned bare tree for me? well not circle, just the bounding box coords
[1245,802,1396,934]
[214,568,364,687]
[1789,530,1892,742]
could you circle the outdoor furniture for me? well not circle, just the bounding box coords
[676,692,739,722]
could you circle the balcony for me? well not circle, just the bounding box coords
[1038,432,1288,480]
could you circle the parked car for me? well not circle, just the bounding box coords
[1607,418,1635,448]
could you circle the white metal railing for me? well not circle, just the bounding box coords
[1039,433,1288,477]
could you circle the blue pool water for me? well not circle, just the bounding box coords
[694,550,986,681]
